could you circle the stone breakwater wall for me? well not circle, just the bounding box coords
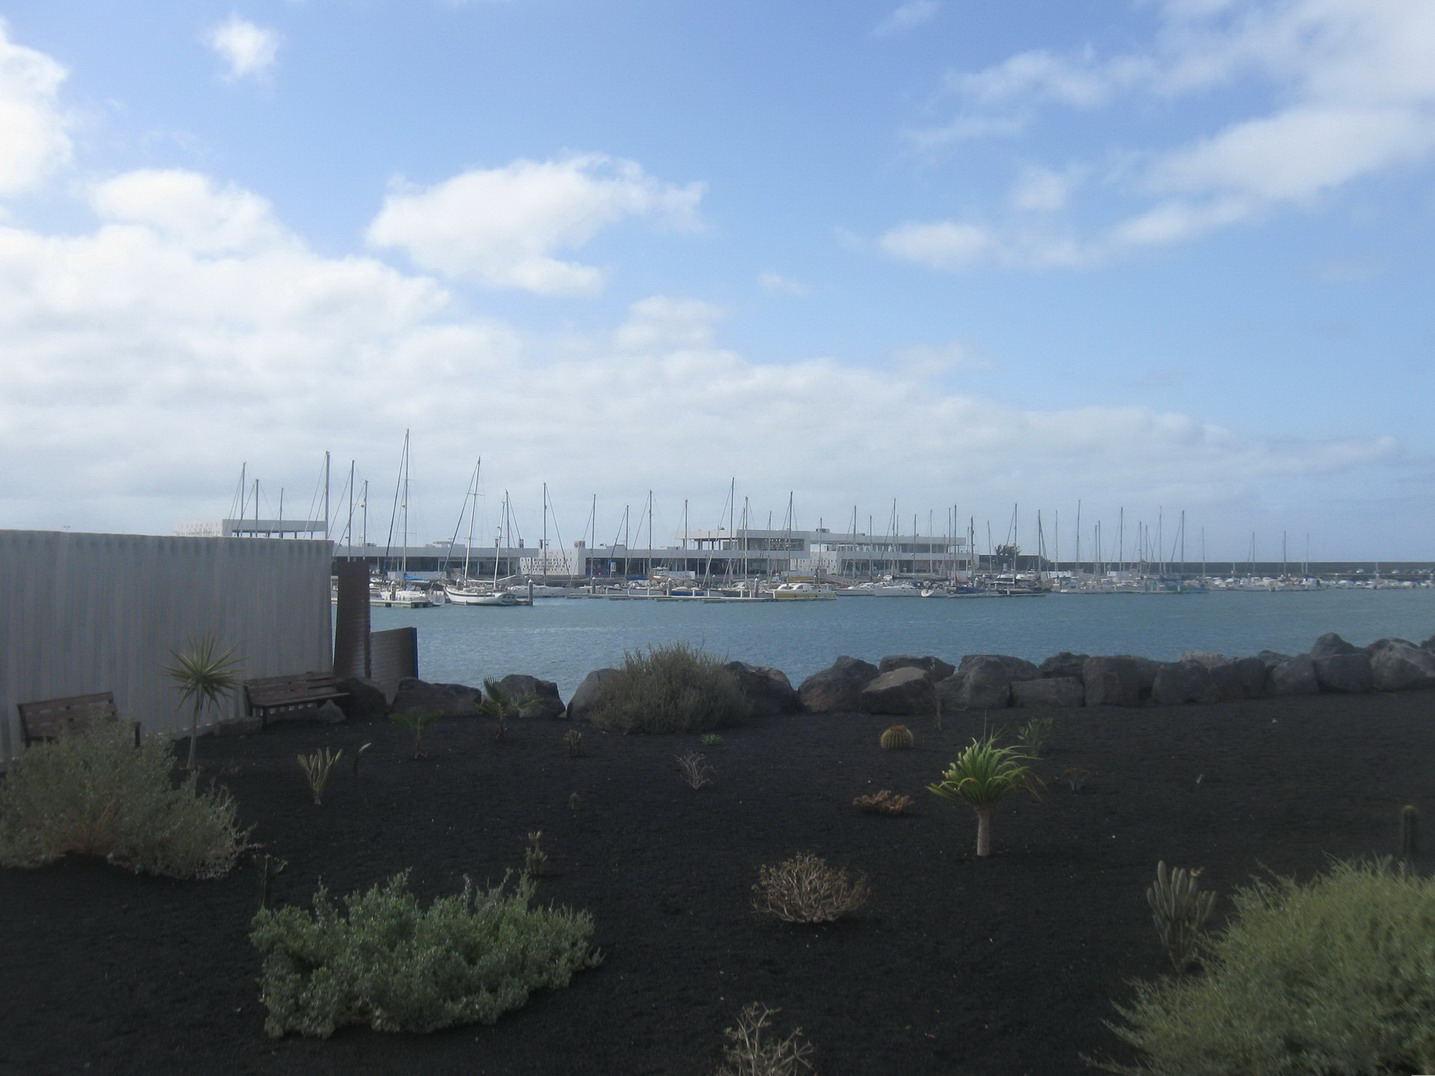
[328,630,1435,724]
[787,630,1435,716]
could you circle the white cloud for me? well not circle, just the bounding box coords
[897,0,1435,266]
[875,1,941,38]
[954,47,1119,109]
[1144,105,1435,204]
[891,340,993,376]
[879,220,996,269]
[0,21,73,195]
[757,270,809,296]
[1009,165,1078,212]
[615,296,725,352]
[205,16,282,82]
[0,163,1395,541]
[366,154,704,296]
[89,170,287,253]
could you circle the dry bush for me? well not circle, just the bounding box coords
[751,852,870,924]
[676,751,715,790]
[716,1001,815,1075]
[853,789,914,815]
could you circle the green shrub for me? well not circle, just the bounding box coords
[0,721,247,879]
[250,870,602,1038]
[1097,858,1435,1074]
[587,642,752,733]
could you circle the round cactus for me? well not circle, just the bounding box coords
[880,724,914,750]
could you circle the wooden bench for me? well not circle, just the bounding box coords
[243,672,349,726]
[17,692,140,747]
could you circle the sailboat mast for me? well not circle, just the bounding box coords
[346,460,355,551]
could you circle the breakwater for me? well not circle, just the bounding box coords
[371,586,1435,700]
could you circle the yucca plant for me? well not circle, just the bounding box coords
[298,747,343,806]
[928,733,1042,857]
[163,635,242,770]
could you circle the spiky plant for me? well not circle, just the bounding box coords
[481,678,535,741]
[927,734,1042,857]
[163,636,242,769]
[390,708,440,758]
[298,747,343,806]
[1147,860,1216,974]
[880,725,914,750]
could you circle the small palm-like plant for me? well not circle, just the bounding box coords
[164,636,242,770]
[390,708,440,758]
[928,734,1042,857]
[481,679,535,741]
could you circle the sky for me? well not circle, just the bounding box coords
[1,0,1432,562]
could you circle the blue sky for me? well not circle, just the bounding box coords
[1,0,1432,561]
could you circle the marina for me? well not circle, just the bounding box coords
[368,584,1435,701]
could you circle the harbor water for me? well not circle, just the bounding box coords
[370,588,1435,700]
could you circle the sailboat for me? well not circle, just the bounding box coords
[445,484,523,607]
[371,431,434,607]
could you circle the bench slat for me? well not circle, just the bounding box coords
[242,673,348,726]
[17,692,138,747]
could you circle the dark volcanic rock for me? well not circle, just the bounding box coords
[860,666,936,715]
[1312,651,1374,694]
[1267,655,1319,696]
[1151,661,1220,705]
[1368,639,1435,692]
[391,678,484,718]
[948,655,1030,710]
[798,656,880,713]
[1311,632,1361,658]
[567,668,620,721]
[957,654,1040,682]
[878,654,957,683]
[1038,652,1088,680]
[1205,657,1270,700]
[492,674,566,720]
[1082,656,1143,707]
[335,676,388,720]
[725,662,799,716]
[1011,676,1084,708]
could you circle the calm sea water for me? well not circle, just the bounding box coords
[369,588,1435,700]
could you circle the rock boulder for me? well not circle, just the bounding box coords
[1011,676,1084,708]
[725,662,799,716]
[1038,652,1088,680]
[391,678,484,718]
[1368,639,1435,692]
[860,666,936,715]
[1083,656,1143,707]
[1267,655,1319,696]
[878,654,957,683]
[567,668,620,722]
[1150,661,1219,705]
[491,674,566,720]
[798,656,880,713]
[1313,651,1374,694]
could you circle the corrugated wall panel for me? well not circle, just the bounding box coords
[0,531,333,768]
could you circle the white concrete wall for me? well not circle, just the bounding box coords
[0,530,333,767]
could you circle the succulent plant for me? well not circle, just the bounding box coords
[879,724,915,750]
[853,789,914,815]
